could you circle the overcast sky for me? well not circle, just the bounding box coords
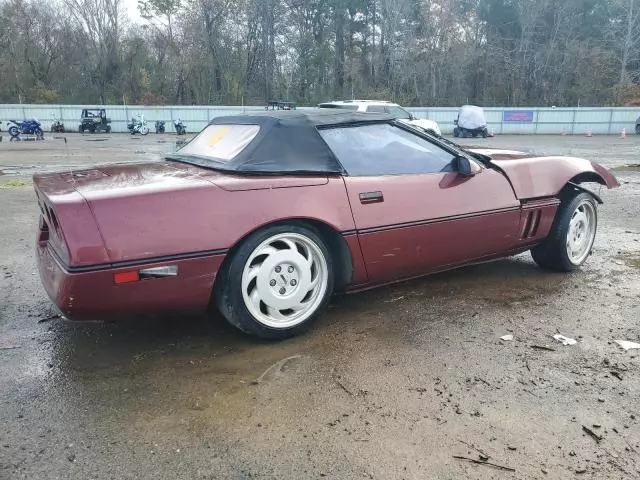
[124,0,142,24]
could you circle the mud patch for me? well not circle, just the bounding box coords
[615,253,640,268]
[612,163,640,171]
[0,179,31,188]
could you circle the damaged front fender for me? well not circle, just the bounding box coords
[490,156,620,200]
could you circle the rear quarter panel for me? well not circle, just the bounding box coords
[83,176,356,264]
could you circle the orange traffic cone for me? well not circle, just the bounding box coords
[586,130,592,137]
[620,128,627,139]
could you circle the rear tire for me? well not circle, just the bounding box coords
[215,224,334,339]
[9,126,19,137]
[34,127,43,139]
[531,192,598,272]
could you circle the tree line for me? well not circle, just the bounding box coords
[0,0,639,107]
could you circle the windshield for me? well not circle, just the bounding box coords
[176,124,259,161]
[396,121,490,165]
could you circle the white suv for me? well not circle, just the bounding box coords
[317,100,441,136]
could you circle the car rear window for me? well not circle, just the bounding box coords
[177,124,259,161]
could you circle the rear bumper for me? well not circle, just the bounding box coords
[37,243,224,321]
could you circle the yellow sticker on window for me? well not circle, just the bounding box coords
[208,127,230,147]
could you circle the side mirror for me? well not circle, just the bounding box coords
[454,119,458,125]
[456,155,482,176]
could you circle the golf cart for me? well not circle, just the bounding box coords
[453,105,489,138]
[79,108,111,133]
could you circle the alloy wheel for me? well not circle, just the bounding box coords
[241,233,328,329]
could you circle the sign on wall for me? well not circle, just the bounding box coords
[503,111,534,122]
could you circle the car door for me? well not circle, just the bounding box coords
[319,123,521,283]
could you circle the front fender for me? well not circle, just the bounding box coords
[491,156,619,200]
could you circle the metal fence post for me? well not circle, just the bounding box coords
[571,108,577,135]
[607,108,613,135]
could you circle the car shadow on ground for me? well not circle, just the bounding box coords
[45,254,572,376]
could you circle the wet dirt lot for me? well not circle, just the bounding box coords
[1,134,639,479]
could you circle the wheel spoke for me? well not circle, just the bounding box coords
[282,238,298,252]
[245,265,260,283]
[266,305,288,321]
[254,245,278,259]
[249,288,262,312]
[308,271,320,289]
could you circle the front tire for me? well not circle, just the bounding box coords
[531,192,598,272]
[8,126,19,137]
[215,224,334,339]
[453,127,460,138]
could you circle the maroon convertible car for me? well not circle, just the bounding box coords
[34,110,619,339]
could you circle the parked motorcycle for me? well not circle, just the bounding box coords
[7,119,44,139]
[50,115,65,133]
[127,114,149,135]
[155,120,165,134]
[174,118,186,135]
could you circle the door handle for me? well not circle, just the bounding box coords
[359,191,384,204]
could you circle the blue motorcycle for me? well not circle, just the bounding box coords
[7,119,44,139]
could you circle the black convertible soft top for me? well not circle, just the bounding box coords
[168,110,394,174]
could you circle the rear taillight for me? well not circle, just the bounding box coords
[47,206,60,231]
[38,215,49,244]
[114,271,140,284]
[36,198,69,262]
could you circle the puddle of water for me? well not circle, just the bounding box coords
[614,253,640,268]
[612,164,640,171]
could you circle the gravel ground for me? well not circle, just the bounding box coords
[0,133,639,479]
